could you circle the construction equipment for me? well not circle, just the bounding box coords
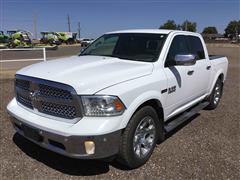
[56,32,77,44]
[0,31,9,43]
[0,31,9,48]
[40,31,77,45]
[40,32,61,45]
[7,30,33,48]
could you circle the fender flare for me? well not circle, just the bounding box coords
[208,70,224,95]
[119,90,164,129]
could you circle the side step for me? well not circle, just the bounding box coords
[164,102,209,133]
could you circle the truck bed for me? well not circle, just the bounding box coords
[209,55,226,60]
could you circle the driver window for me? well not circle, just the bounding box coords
[165,35,189,67]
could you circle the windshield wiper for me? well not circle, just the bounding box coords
[79,54,120,58]
[79,53,90,56]
[113,55,137,61]
[78,54,139,61]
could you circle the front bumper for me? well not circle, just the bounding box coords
[10,117,121,159]
[7,98,123,159]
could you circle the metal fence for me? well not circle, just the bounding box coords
[0,48,46,63]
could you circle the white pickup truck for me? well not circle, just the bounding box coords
[7,29,228,169]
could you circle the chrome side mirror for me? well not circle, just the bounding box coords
[175,54,196,66]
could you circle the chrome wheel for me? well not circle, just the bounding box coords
[213,83,221,105]
[133,116,156,159]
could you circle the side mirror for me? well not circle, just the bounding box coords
[175,54,196,66]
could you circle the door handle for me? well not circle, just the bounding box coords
[187,70,194,75]
[206,66,211,70]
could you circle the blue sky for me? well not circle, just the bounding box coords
[1,0,239,38]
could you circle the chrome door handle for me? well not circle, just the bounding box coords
[206,66,211,70]
[187,70,194,75]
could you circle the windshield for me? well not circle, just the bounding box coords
[80,33,167,62]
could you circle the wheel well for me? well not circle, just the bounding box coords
[219,73,224,82]
[218,73,224,96]
[137,99,164,125]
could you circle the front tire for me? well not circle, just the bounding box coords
[205,78,223,110]
[117,106,162,169]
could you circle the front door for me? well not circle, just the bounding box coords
[163,34,210,119]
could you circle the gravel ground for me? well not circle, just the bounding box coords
[0,46,239,179]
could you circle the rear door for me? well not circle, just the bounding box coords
[186,35,211,96]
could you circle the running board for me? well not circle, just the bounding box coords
[164,102,209,133]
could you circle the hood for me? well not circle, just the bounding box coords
[17,55,154,94]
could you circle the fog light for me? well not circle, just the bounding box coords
[84,141,95,155]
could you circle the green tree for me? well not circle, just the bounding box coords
[159,20,178,30]
[181,20,197,32]
[224,20,240,39]
[202,26,218,34]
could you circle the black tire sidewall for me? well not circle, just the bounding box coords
[120,106,160,168]
[206,79,222,110]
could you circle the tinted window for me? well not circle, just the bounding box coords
[85,35,119,56]
[187,36,205,60]
[81,33,167,62]
[165,35,189,67]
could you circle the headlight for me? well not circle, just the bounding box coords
[81,95,126,117]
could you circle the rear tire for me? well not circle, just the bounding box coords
[117,106,163,169]
[205,78,223,110]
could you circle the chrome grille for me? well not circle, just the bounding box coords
[41,102,77,119]
[39,84,73,100]
[16,93,33,109]
[15,75,82,120]
[15,79,30,91]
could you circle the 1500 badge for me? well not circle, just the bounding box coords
[168,86,176,94]
[161,86,176,94]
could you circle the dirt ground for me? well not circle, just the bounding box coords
[0,45,239,179]
[0,45,81,75]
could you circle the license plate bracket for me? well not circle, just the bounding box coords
[22,124,43,142]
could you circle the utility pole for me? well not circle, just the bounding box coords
[33,12,37,39]
[236,27,240,43]
[67,14,71,32]
[77,22,81,39]
[185,20,188,31]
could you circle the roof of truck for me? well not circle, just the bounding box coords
[106,29,171,34]
[106,29,200,36]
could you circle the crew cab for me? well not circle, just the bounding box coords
[7,29,228,169]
